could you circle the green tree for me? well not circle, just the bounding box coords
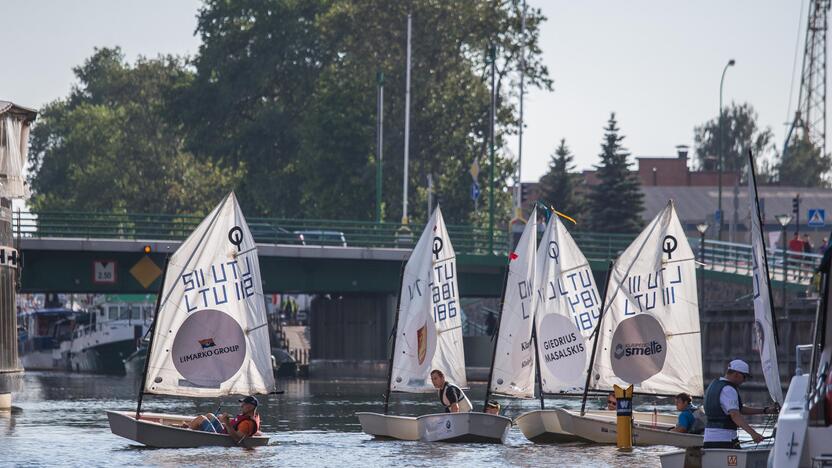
[777,134,831,187]
[177,0,552,225]
[693,102,773,177]
[537,139,584,220]
[587,113,643,234]
[28,48,242,214]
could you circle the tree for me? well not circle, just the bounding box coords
[693,103,773,177]
[27,48,242,214]
[777,134,831,187]
[537,139,583,219]
[587,113,643,234]
[176,0,552,225]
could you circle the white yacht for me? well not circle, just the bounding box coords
[67,295,155,374]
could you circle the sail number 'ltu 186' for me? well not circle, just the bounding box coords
[430,262,457,322]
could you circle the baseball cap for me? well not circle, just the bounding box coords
[728,359,751,377]
[239,395,259,407]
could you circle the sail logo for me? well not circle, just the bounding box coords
[613,341,663,360]
[610,314,667,384]
[538,314,587,384]
[172,309,247,387]
[199,338,216,349]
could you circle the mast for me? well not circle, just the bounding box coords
[383,262,407,414]
[135,257,169,419]
[531,316,545,409]
[580,261,614,416]
[748,149,780,346]
[482,261,512,411]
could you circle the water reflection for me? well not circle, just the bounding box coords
[0,372,778,467]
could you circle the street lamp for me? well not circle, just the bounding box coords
[775,214,792,318]
[717,58,736,241]
[696,223,709,308]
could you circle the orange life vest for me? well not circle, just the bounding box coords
[229,412,260,435]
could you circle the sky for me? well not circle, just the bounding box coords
[0,1,817,183]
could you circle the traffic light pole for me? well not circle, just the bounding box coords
[793,194,800,236]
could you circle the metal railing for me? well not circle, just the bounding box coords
[12,210,824,285]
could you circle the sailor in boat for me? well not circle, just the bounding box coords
[484,400,501,415]
[430,369,472,413]
[604,392,616,410]
[185,395,261,443]
[668,393,704,434]
[702,360,778,448]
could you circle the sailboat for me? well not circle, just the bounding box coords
[356,206,511,443]
[107,193,276,448]
[545,201,704,447]
[662,151,788,466]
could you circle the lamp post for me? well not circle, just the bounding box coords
[696,223,709,308]
[717,59,736,241]
[775,214,792,318]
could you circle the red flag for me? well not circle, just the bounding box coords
[509,251,519,260]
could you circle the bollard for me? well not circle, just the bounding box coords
[615,384,634,451]
[0,392,11,410]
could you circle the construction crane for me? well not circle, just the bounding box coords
[785,0,831,159]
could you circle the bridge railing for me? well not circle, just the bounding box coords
[13,211,823,285]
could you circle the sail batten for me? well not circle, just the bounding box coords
[143,193,275,398]
[590,201,704,397]
[747,152,784,404]
[390,207,467,393]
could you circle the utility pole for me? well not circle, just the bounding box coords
[376,70,384,223]
[488,43,496,253]
[402,13,412,227]
[516,0,526,212]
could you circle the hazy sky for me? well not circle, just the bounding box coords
[0,1,816,182]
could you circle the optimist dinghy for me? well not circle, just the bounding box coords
[356,206,511,443]
[512,207,607,443]
[558,201,705,447]
[662,152,787,466]
[107,193,276,448]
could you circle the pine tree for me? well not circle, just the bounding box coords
[538,139,584,219]
[587,113,644,233]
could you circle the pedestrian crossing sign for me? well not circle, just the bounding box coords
[808,208,825,227]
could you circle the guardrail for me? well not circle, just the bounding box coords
[12,211,823,285]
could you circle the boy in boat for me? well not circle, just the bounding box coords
[669,392,704,434]
[430,369,472,413]
[702,360,778,448]
[484,400,501,415]
[185,395,261,443]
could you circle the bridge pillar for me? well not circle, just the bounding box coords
[0,197,22,393]
[308,293,395,379]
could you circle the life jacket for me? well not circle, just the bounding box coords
[229,412,260,435]
[439,382,473,413]
[704,378,743,430]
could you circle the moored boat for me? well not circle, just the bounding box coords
[106,193,276,448]
[18,307,78,370]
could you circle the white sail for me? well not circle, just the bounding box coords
[488,207,538,398]
[591,201,703,396]
[748,156,784,404]
[144,193,275,397]
[390,207,467,393]
[535,212,602,394]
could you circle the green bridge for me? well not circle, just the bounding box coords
[12,211,821,295]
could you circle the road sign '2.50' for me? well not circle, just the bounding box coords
[93,260,117,284]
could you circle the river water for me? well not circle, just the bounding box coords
[0,372,777,467]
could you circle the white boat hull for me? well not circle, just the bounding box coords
[106,410,269,448]
[660,446,771,468]
[515,408,680,444]
[357,412,511,443]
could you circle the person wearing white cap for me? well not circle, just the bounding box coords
[702,359,778,448]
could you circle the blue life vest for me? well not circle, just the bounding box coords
[704,378,743,430]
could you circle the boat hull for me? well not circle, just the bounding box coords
[356,412,511,443]
[659,446,771,468]
[20,350,63,370]
[70,340,136,374]
[106,411,269,448]
[515,408,682,444]
[560,407,703,447]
